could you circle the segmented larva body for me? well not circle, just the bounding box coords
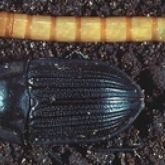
[0,12,165,42]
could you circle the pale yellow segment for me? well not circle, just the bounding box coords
[12,14,28,38]
[157,18,165,41]
[30,15,51,40]
[81,18,101,42]
[131,17,152,41]
[0,12,8,36]
[56,17,76,41]
[106,17,127,42]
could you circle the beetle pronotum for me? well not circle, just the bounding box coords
[0,12,165,42]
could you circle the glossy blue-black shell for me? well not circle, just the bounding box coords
[26,59,144,145]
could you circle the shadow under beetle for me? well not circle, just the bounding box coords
[0,56,145,151]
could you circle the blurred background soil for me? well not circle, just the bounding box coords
[0,0,165,165]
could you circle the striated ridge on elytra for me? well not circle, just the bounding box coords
[27,59,144,144]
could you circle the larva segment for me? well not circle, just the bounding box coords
[75,17,81,41]
[106,17,127,42]
[100,18,106,41]
[50,17,56,41]
[5,13,14,37]
[56,17,77,41]
[157,18,165,41]
[151,17,158,41]
[0,12,7,37]
[24,15,33,39]
[0,12,14,37]
[131,17,153,41]
[12,13,28,39]
[30,15,52,40]
[81,17,101,42]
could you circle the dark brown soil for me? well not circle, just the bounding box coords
[0,0,165,165]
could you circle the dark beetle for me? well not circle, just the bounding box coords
[0,58,145,145]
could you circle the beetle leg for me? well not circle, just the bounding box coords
[90,144,144,164]
[0,127,22,144]
[48,147,65,165]
[91,142,143,154]
[62,51,89,60]
[9,144,17,161]
[92,146,139,153]
[9,143,30,164]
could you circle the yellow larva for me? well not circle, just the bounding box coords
[0,12,165,42]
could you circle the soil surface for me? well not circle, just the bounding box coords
[0,0,165,165]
